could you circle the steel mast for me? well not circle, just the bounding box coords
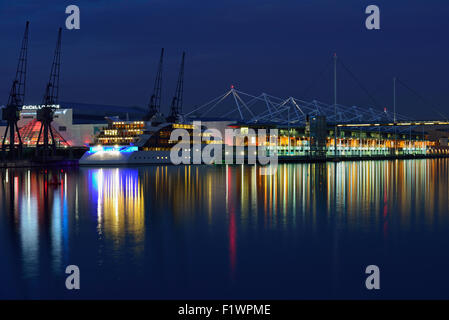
[146,48,164,120]
[168,51,185,122]
[1,21,29,160]
[334,53,338,158]
[36,27,62,159]
[393,76,397,154]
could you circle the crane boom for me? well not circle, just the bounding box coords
[36,27,62,159]
[168,52,185,122]
[1,21,29,160]
[146,48,164,120]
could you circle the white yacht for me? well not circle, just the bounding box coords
[79,117,222,166]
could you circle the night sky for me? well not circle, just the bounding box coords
[0,0,448,119]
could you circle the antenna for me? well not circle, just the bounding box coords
[1,21,29,160]
[36,27,62,159]
[146,48,164,120]
[168,51,185,122]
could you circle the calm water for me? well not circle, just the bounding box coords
[1,159,449,299]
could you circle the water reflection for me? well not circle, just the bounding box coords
[89,168,145,248]
[1,158,449,298]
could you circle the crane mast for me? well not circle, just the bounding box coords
[146,48,164,120]
[167,52,185,122]
[1,21,29,160]
[36,27,62,159]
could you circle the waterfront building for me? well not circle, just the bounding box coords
[1,101,448,159]
[0,102,146,147]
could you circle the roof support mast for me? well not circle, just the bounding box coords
[1,21,29,160]
[334,53,338,158]
[393,76,397,154]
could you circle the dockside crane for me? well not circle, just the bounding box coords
[145,48,164,121]
[167,52,185,123]
[1,21,29,160]
[36,27,62,159]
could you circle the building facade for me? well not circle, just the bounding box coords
[0,102,146,147]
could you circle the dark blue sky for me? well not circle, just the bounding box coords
[0,0,448,119]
